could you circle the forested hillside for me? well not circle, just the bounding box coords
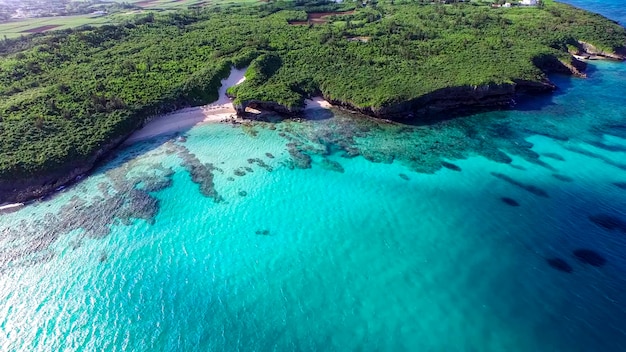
[0,0,625,199]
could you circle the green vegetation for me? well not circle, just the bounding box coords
[0,0,624,183]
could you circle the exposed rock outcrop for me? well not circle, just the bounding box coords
[325,80,556,119]
[0,133,130,205]
[234,99,302,116]
[577,41,626,61]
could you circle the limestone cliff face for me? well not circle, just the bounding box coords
[234,100,302,115]
[0,133,129,204]
[324,80,556,119]
[233,80,555,120]
[577,41,626,60]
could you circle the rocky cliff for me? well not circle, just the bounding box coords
[0,133,130,204]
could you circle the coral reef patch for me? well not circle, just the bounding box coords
[588,214,626,234]
[491,172,549,197]
[573,249,607,267]
[500,197,520,207]
[546,258,573,273]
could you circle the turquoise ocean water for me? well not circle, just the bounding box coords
[1,2,626,350]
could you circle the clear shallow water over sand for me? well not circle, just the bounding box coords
[1,3,626,351]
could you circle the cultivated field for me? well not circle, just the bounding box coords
[0,0,260,38]
[0,14,114,38]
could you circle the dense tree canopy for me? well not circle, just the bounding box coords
[0,0,624,181]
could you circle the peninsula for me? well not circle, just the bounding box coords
[0,0,625,203]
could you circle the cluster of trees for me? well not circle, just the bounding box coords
[0,0,624,181]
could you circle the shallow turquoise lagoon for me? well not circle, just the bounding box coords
[1,3,626,351]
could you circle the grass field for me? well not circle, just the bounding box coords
[0,0,261,38]
[0,14,114,39]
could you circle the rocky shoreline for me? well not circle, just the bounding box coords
[0,132,132,205]
[1,52,623,206]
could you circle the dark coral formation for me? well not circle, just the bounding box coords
[399,173,410,181]
[509,164,527,171]
[491,172,549,198]
[564,146,626,171]
[441,161,461,172]
[168,143,223,202]
[239,190,248,197]
[552,174,574,182]
[0,160,172,273]
[138,176,173,192]
[241,87,626,184]
[254,106,585,178]
[248,158,273,172]
[265,153,275,159]
[588,214,626,234]
[500,197,520,207]
[588,141,626,152]
[573,249,607,267]
[286,142,312,169]
[255,230,270,236]
[542,153,565,161]
[546,257,573,273]
[320,158,345,173]
[613,182,626,190]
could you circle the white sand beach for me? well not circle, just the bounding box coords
[125,69,333,145]
[304,96,332,110]
[124,67,247,145]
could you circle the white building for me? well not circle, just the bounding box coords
[519,0,538,6]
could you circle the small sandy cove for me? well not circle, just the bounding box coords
[125,68,331,145]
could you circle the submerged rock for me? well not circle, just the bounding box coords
[399,173,410,181]
[139,177,173,193]
[542,152,565,161]
[441,161,461,172]
[546,258,573,273]
[255,229,270,236]
[500,197,520,206]
[573,249,607,267]
[509,164,527,171]
[174,144,223,202]
[588,214,626,233]
[239,190,247,197]
[613,182,626,190]
[248,158,273,172]
[552,174,574,182]
[320,158,345,173]
[588,141,626,152]
[564,146,626,171]
[491,172,549,198]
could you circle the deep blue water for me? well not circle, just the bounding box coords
[1,1,626,351]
